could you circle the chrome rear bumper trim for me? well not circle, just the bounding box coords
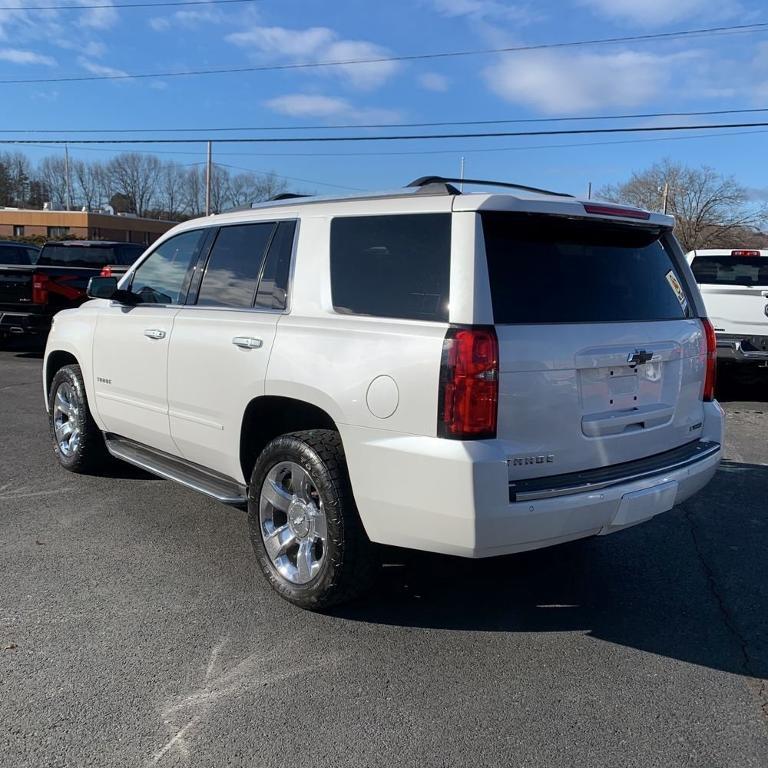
[509,440,721,503]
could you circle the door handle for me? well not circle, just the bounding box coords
[144,328,166,340]
[232,336,263,349]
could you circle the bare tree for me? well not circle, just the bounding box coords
[226,170,287,208]
[106,153,161,216]
[72,159,105,211]
[157,161,187,219]
[38,156,69,209]
[599,159,768,251]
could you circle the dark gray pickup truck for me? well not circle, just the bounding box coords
[0,240,145,344]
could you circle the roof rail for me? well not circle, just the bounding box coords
[407,176,573,198]
[269,192,311,202]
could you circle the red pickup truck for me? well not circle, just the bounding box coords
[0,240,145,344]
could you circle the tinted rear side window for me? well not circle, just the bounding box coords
[691,255,768,287]
[481,213,691,324]
[255,220,295,310]
[330,214,451,322]
[0,245,35,265]
[197,223,275,308]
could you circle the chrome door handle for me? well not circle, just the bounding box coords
[144,328,166,340]
[232,336,263,349]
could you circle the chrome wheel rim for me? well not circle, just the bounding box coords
[53,381,81,457]
[259,461,327,585]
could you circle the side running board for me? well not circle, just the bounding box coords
[104,434,248,507]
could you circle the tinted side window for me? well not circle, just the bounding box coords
[131,230,206,305]
[0,246,32,265]
[330,214,451,322]
[197,223,275,308]
[254,220,295,310]
[481,213,691,324]
[117,244,145,266]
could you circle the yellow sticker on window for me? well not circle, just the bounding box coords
[666,270,688,311]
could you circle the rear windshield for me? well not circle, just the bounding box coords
[481,213,692,324]
[690,255,768,287]
[0,245,38,265]
[37,244,141,268]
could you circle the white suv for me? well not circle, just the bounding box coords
[685,248,768,366]
[43,177,724,609]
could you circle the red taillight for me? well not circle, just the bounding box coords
[438,326,499,439]
[701,318,717,402]
[31,273,49,305]
[730,249,760,257]
[100,265,112,277]
[583,203,651,220]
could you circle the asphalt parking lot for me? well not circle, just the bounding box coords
[1,342,767,768]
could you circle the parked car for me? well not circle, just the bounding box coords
[0,240,145,343]
[685,248,768,367]
[0,240,39,265]
[43,177,723,609]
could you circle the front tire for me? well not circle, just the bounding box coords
[48,364,109,473]
[247,429,376,610]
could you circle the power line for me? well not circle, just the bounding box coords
[4,106,768,133]
[7,126,768,162]
[2,21,768,84]
[4,121,768,144]
[0,0,257,9]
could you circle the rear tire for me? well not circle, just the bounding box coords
[48,364,109,474]
[247,429,376,610]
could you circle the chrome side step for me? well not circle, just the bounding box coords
[104,434,248,507]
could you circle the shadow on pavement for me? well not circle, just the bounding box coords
[335,460,768,681]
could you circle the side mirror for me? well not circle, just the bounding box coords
[87,277,140,304]
[87,276,118,299]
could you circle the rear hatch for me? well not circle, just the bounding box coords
[690,252,768,339]
[0,267,34,306]
[481,212,706,481]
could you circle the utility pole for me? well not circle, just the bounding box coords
[205,140,212,216]
[662,182,669,214]
[64,143,72,211]
[587,181,592,200]
[459,156,465,192]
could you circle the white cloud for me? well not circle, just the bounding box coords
[484,49,692,113]
[78,57,129,78]
[580,0,740,27]
[265,92,401,123]
[0,47,55,65]
[227,25,400,90]
[418,72,449,91]
[430,0,538,22]
[78,0,119,30]
[149,3,226,32]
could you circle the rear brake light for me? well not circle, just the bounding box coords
[583,203,651,220]
[100,265,112,277]
[438,326,499,439]
[31,273,49,305]
[730,249,760,257]
[700,318,717,402]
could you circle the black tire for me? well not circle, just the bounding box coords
[247,429,376,610]
[48,363,109,474]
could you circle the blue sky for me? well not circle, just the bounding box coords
[1,0,768,198]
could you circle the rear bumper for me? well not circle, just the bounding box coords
[0,310,49,336]
[716,334,768,363]
[343,401,724,558]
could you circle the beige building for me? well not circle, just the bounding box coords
[0,208,176,244]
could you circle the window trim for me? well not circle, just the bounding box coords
[186,219,297,313]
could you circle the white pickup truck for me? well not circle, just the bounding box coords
[686,249,768,366]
